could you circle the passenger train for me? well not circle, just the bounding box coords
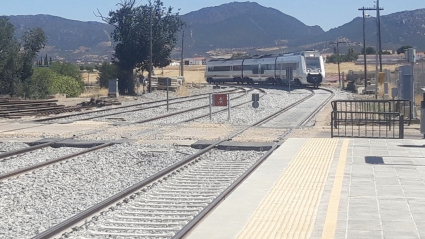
[205,51,325,87]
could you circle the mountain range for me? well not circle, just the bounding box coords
[3,1,425,63]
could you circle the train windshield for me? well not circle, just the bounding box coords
[305,57,321,70]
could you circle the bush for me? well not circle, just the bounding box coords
[24,67,85,99]
[23,67,54,99]
[50,62,83,82]
[50,74,85,97]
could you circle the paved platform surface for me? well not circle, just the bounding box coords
[185,137,425,239]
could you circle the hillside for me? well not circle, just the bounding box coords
[7,14,114,63]
[296,8,425,53]
[3,3,425,62]
[180,2,324,55]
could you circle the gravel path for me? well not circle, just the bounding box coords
[0,143,198,239]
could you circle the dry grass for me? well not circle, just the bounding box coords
[80,88,108,98]
[82,72,99,84]
[154,65,205,84]
[176,85,190,96]
[325,62,402,74]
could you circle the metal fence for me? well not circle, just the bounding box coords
[331,100,408,139]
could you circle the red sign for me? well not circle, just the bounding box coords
[213,94,228,106]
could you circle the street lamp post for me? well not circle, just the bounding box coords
[329,40,347,89]
[362,10,368,91]
[148,6,153,93]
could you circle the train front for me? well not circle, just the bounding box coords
[304,52,325,86]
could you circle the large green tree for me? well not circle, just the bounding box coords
[0,17,46,96]
[21,28,47,82]
[104,0,184,94]
[396,45,413,55]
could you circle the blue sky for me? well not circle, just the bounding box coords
[0,0,423,31]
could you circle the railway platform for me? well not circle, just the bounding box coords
[185,137,425,239]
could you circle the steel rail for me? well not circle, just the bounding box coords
[129,88,252,125]
[181,88,267,123]
[297,88,335,127]
[30,87,315,239]
[32,88,240,123]
[0,141,57,160]
[0,143,113,181]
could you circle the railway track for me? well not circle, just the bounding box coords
[0,88,253,181]
[31,87,334,239]
[33,87,241,123]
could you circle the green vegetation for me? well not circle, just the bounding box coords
[0,16,46,96]
[361,46,376,55]
[104,0,184,94]
[0,17,84,99]
[396,45,413,54]
[23,67,84,99]
[326,48,359,63]
[97,62,118,88]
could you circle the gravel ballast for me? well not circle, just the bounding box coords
[0,145,84,174]
[0,143,197,239]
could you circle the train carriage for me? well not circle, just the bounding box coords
[205,50,325,87]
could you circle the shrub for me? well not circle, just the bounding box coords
[24,67,85,99]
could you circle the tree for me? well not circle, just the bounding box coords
[343,48,359,62]
[44,54,48,66]
[21,28,47,82]
[0,17,21,96]
[396,46,413,54]
[361,46,376,55]
[102,0,184,94]
[97,62,118,88]
[50,62,83,82]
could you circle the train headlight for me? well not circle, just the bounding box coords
[307,69,310,73]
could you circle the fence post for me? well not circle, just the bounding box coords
[331,112,334,138]
[333,102,338,129]
[399,115,404,139]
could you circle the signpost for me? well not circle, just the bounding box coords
[210,94,230,120]
[213,94,228,106]
[166,78,171,111]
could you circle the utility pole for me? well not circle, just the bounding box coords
[329,40,348,89]
[359,8,370,92]
[377,0,384,72]
[358,5,383,95]
[180,31,184,77]
[148,5,153,93]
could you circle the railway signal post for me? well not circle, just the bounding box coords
[252,93,260,109]
[211,94,230,120]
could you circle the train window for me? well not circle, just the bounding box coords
[233,65,243,71]
[243,65,252,71]
[306,57,321,69]
[209,66,231,71]
[261,64,274,71]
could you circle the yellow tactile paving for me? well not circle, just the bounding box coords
[237,138,339,239]
[322,139,349,239]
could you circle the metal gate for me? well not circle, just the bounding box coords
[331,100,411,139]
